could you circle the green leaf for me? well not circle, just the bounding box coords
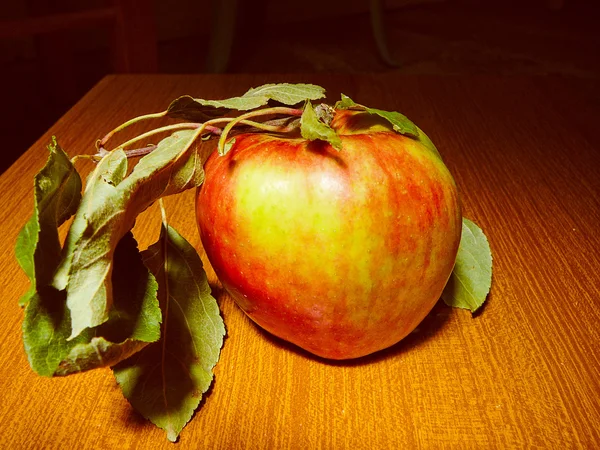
[113,224,225,443]
[335,93,356,109]
[53,149,130,338]
[442,218,493,313]
[99,232,161,344]
[124,129,204,198]
[414,125,443,160]
[52,149,128,292]
[300,102,343,150]
[15,138,82,306]
[335,93,419,138]
[53,129,203,339]
[233,83,326,107]
[15,220,40,306]
[368,109,418,137]
[166,95,229,122]
[167,83,326,120]
[22,287,88,377]
[23,233,161,376]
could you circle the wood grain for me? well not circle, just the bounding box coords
[0,74,598,449]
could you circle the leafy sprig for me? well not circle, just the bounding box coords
[15,83,492,442]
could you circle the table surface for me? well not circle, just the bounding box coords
[0,74,598,449]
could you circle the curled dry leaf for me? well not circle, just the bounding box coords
[15,138,82,306]
[23,227,161,376]
[53,130,203,339]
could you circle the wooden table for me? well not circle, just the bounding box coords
[0,74,598,449]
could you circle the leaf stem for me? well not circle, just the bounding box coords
[217,107,303,155]
[98,111,168,148]
[169,119,218,166]
[109,123,203,153]
[197,117,297,134]
[158,198,168,226]
[236,118,300,134]
[98,107,304,162]
[71,154,100,164]
[157,197,171,427]
[123,145,158,158]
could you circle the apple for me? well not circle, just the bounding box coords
[196,109,461,359]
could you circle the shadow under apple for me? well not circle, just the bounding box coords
[249,298,454,367]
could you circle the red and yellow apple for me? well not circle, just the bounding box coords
[196,109,461,359]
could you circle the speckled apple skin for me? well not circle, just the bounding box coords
[197,110,461,359]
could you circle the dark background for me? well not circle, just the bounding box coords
[1,0,598,174]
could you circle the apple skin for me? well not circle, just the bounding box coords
[196,110,461,359]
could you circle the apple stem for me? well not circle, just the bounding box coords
[217,107,303,155]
